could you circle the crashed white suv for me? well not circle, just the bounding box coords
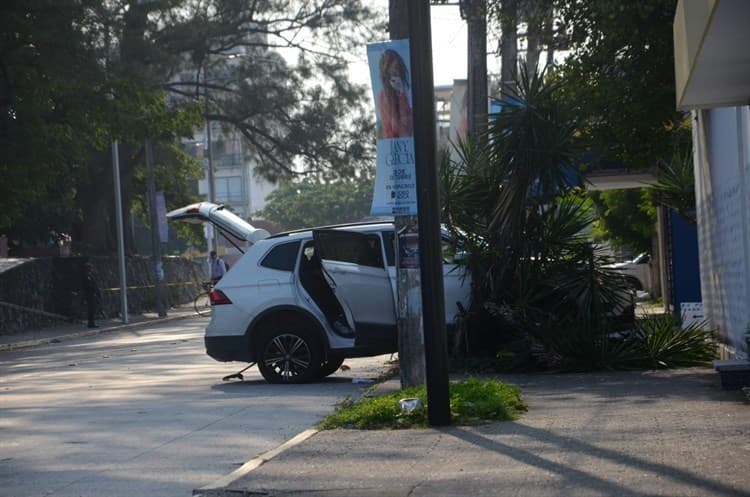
[168,202,470,384]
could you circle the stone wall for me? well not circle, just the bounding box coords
[0,256,206,335]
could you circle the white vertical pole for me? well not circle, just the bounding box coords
[112,139,129,323]
[145,140,167,317]
[204,62,217,252]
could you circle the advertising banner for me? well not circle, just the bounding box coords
[367,39,417,216]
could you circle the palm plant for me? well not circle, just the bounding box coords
[651,144,696,224]
[628,313,717,368]
[485,65,582,289]
[440,63,635,363]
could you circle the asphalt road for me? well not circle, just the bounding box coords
[0,317,392,497]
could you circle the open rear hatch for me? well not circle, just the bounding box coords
[166,202,270,250]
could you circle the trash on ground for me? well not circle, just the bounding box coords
[352,377,374,384]
[399,397,423,412]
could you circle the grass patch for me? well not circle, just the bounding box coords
[319,377,527,430]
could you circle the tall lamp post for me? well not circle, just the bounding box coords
[203,62,218,252]
[111,138,129,324]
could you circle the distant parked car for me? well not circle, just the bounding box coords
[167,202,471,384]
[606,252,651,291]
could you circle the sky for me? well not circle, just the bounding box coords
[426,3,471,86]
[349,2,481,88]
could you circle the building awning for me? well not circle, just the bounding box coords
[674,0,750,110]
[585,171,658,191]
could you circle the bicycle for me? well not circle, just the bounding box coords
[193,281,213,317]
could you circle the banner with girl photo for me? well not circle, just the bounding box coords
[367,39,417,216]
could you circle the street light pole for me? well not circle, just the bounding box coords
[111,138,129,324]
[203,63,218,252]
[145,140,167,317]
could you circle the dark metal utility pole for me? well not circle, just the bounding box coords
[389,0,426,388]
[407,0,451,426]
[388,0,451,425]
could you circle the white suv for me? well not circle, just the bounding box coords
[605,252,651,292]
[168,203,471,383]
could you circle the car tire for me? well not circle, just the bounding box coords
[318,353,346,378]
[257,321,323,384]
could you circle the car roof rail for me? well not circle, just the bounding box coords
[267,219,395,239]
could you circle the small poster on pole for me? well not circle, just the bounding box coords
[156,192,169,243]
[367,39,417,216]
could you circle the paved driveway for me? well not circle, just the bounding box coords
[0,317,392,497]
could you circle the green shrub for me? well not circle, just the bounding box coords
[532,318,638,371]
[532,313,718,371]
[449,377,527,423]
[319,378,526,430]
[629,314,717,368]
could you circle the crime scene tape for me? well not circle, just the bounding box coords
[101,281,205,292]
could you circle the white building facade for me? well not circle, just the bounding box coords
[674,0,750,358]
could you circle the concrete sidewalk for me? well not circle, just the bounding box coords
[197,368,749,497]
[0,304,197,352]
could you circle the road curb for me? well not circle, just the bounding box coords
[0,312,195,352]
[194,428,320,497]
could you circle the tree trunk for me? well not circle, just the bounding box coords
[525,0,555,74]
[525,1,541,76]
[465,0,488,141]
[74,145,137,255]
[500,0,518,96]
[73,0,148,255]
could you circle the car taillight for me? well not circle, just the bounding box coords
[209,289,232,305]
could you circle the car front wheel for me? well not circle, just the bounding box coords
[257,325,322,384]
[318,353,346,378]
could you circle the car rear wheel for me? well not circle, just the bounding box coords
[257,324,322,384]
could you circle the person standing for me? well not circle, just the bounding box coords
[82,262,101,328]
[209,250,227,284]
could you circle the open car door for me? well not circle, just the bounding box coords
[313,229,396,351]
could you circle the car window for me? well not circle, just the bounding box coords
[633,253,650,264]
[260,241,301,271]
[317,232,384,268]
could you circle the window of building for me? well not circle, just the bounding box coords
[214,176,244,203]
